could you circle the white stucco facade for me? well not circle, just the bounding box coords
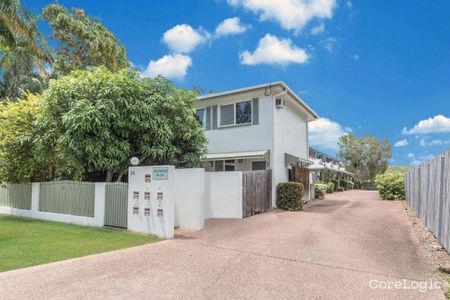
[197,82,318,206]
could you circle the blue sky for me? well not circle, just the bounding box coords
[25,0,450,166]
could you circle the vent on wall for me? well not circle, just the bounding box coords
[275,98,286,108]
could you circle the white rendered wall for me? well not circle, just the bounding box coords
[0,182,106,227]
[273,93,311,203]
[174,168,205,230]
[200,91,275,161]
[205,172,243,219]
[127,166,175,239]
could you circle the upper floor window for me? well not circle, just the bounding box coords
[196,108,206,128]
[219,100,252,126]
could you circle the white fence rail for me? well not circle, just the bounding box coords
[405,149,450,251]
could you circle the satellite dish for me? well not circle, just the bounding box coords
[130,157,140,166]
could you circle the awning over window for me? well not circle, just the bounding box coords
[285,153,312,168]
[204,150,270,163]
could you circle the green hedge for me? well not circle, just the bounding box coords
[375,173,405,200]
[339,180,354,190]
[336,187,345,192]
[326,181,335,193]
[315,183,327,199]
[331,179,339,191]
[277,182,304,211]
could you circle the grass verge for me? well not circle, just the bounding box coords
[0,214,159,272]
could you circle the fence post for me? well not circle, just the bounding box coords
[94,183,106,227]
[438,156,446,240]
[417,166,421,217]
[31,182,40,213]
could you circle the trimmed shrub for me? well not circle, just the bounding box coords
[326,181,335,193]
[315,183,327,199]
[331,179,339,191]
[340,180,354,190]
[347,181,354,190]
[277,182,304,211]
[375,173,405,200]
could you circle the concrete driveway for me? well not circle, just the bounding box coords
[0,191,445,299]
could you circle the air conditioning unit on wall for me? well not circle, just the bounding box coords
[275,97,286,108]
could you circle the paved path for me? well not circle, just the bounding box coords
[0,191,445,299]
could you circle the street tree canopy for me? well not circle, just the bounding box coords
[42,3,129,77]
[337,134,392,186]
[37,67,207,182]
[0,93,47,182]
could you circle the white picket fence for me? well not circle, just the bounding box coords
[405,149,450,251]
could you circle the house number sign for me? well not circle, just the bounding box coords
[152,167,169,180]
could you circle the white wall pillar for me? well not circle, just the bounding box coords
[94,183,106,227]
[31,182,40,212]
[174,169,205,230]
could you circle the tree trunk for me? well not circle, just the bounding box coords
[106,170,114,182]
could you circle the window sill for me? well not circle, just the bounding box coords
[218,122,253,129]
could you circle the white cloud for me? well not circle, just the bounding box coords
[402,115,450,135]
[162,24,208,53]
[309,117,351,151]
[227,0,336,33]
[418,138,448,147]
[394,139,408,147]
[240,34,309,65]
[310,23,325,35]
[406,152,437,166]
[410,160,422,166]
[215,17,248,36]
[321,37,339,53]
[142,54,192,80]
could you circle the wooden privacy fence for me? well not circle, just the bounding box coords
[39,181,95,217]
[242,169,272,218]
[105,182,128,228]
[0,183,32,210]
[405,149,450,251]
[291,166,309,188]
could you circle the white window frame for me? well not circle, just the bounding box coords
[196,107,206,128]
[213,159,236,171]
[218,100,252,128]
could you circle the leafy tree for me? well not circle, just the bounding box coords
[42,4,129,77]
[337,134,392,186]
[38,67,207,182]
[0,94,51,182]
[0,0,52,99]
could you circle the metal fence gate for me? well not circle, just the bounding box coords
[104,182,128,228]
[242,169,272,218]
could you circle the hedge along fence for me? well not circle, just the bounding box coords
[277,182,304,211]
[39,181,95,217]
[0,183,32,210]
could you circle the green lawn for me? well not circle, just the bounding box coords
[0,214,159,272]
[385,165,413,174]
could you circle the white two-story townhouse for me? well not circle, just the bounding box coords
[196,82,319,206]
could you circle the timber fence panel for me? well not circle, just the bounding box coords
[405,149,450,252]
[39,181,95,217]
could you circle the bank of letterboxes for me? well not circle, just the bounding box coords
[132,174,164,218]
